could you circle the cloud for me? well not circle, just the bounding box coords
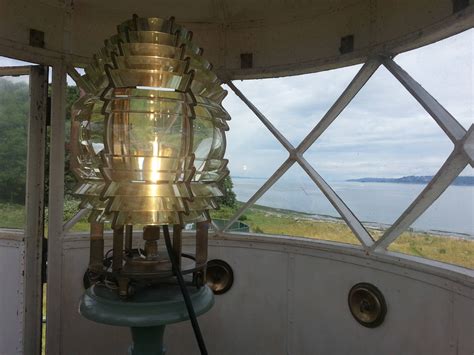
[222,29,473,180]
[0,29,471,181]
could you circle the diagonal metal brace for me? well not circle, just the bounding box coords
[297,156,374,248]
[226,81,295,153]
[463,125,474,167]
[219,158,295,232]
[383,57,466,143]
[297,58,381,154]
[371,143,471,251]
[220,58,382,245]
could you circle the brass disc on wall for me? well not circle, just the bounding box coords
[348,283,387,328]
[206,259,234,295]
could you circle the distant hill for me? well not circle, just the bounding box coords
[348,175,474,186]
[231,176,267,180]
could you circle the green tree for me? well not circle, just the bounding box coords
[0,80,239,217]
[44,85,80,202]
[0,79,29,204]
[0,79,80,205]
[64,85,81,195]
[217,175,237,208]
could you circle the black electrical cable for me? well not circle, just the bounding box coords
[162,225,208,355]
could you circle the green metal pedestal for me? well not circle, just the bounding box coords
[129,326,165,355]
[79,284,214,355]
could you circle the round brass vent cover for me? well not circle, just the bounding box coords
[348,283,387,328]
[206,259,234,295]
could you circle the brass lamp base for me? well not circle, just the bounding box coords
[79,284,214,354]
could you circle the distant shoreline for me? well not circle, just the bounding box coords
[347,175,474,186]
[232,175,474,186]
[231,175,267,180]
[246,202,474,240]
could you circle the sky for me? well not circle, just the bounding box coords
[222,28,473,181]
[0,29,472,182]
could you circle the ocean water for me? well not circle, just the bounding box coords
[232,177,474,237]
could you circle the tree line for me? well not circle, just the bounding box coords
[0,78,236,209]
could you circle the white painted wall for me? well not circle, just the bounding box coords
[0,232,25,355]
[56,233,474,355]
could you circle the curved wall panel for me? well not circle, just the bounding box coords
[0,232,25,355]
[58,233,474,355]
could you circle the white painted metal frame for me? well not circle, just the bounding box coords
[61,52,473,261]
[0,65,49,355]
[220,55,473,259]
[222,59,381,250]
[63,208,89,233]
[23,66,48,355]
[371,58,474,251]
[45,61,68,355]
[0,24,72,354]
[0,54,71,355]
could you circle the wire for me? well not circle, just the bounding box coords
[137,247,146,259]
[162,225,208,355]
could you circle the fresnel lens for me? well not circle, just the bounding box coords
[70,15,230,299]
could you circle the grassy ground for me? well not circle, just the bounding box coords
[0,203,25,228]
[0,200,471,354]
[212,203,474,269]
[387,232,473,268]
[212,205,358,245]
[1,201,472,269]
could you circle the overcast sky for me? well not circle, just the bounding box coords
[1,29,472,182]
[222,28,473,181]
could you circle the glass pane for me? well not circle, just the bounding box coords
[396,28,473,130]
[207,84,288,220]
[223,165,360,245]
[389,165,474,269]
[64,77,86,232]
[227,65,362,146]
[0,74,29,229]
[305,65,453,240]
